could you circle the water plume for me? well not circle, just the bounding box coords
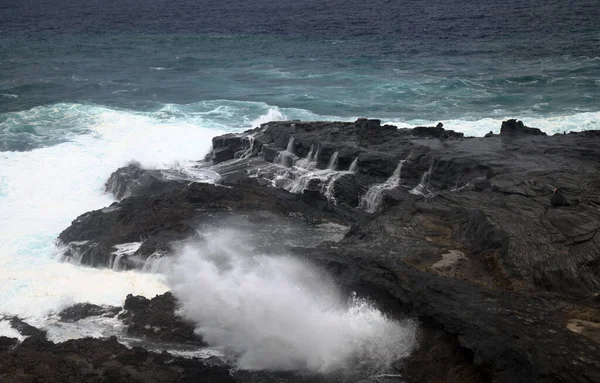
[167,229,417,373]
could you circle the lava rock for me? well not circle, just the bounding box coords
[500,119,546,136]
[550,188,569,207]
[105,163,190,200]
[58,303,121,322]
[119,292,205,345]
[0,337,18,352]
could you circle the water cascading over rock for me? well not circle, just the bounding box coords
[359,159,405,213]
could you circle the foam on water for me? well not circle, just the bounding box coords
[0,320,24,341]
[386,110,600,137]
[250,106,286,128]
[0,102,233,335]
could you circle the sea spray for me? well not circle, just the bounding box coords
[167,229,417,373]
[249,107,286,128]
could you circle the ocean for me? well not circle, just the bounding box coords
[0,0,599,345]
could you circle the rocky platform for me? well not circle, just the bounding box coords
[11,118,599,382]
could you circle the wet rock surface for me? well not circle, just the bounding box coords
[59,177,348,269]
[0,334,332,383]
[58,303,121,322]
[48,118,600,382]
[119,292,205,346]
[105,162,193,200]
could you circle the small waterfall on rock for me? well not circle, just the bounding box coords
[274,137,296,167]
[240,135,256,159]
[409,166,434,197]
[323,157,359,203]
[360,160,405,213]
[110,242,142,270]
[286,137,295,152]
[295,145,319,170]
[349,157,358,173]
[327,151,339,170]
[142,252,172,273]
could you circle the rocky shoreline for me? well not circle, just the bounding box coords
[2,119,599,382]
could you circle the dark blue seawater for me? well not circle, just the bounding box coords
[1,0,599,146]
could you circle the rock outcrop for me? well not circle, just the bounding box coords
[58,303,121,322]
[119,292,205,346]
[52,118,600,382]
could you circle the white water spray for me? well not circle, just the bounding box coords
[168,230,417,373]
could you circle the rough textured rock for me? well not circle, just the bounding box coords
[59,177,348,268]
[303,245,600,383]
[206,119,600,298]
[58,303,121,322]
[500,119,546,136]
[0,337,18,352]
[0,335,230,382]
[119,292,204,346]
[3,317,47,338]
[105,162,192,200]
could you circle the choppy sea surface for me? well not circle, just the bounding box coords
[0,0,598,344]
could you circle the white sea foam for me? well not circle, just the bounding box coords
[0,320,24,341]
[250,106,286,128]
[168,230,417,373]
[0,103,224,335]
[385,110,600,137]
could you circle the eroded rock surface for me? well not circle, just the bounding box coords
[119,292,205,346]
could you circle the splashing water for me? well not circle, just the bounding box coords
[167,229,417,373]
[360,159,405,213]
[249,107,286,128]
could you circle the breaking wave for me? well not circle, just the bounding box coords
[168,229,417,373]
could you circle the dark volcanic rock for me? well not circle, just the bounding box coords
[58,303,121,322]
[412,125,464,139]
[119,292,205,346]
[500,119,546,136]
[59,176,346,268]
[105,162,191,200]
[0,336,235,383]
[550,188,570,207]
[208,119,600,298]
[210,133,245,163]
[4,317,47,338]
[303,246,600,383]
[0,337,18,352]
